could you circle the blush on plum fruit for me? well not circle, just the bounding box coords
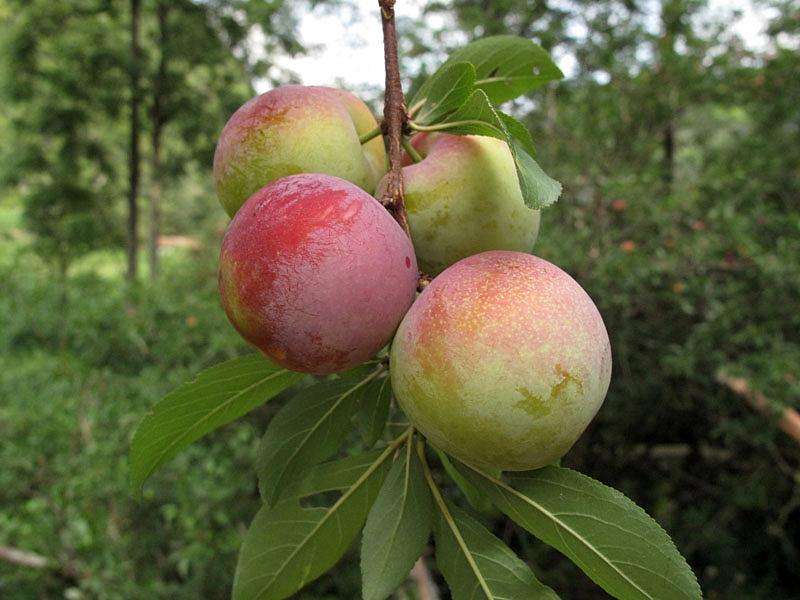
[214,85,386,217]
[219,174,418,374]
[390,251,611,471]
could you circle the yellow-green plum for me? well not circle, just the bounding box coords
[379,133,540,275]
[391,251,611,471]
[213,85,386,217]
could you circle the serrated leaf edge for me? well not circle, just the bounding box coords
[462,462,681,600]
[131,356,299,491]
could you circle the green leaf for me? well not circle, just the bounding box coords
[436,449,494,515]
[510,139,562,209]
[361,437,434,600]
[434,89,508,139]
[459,463,702,600]
[280,450,387,499]
[428,91,561,209]
[412,61,476,125]
[499,112,537,157]
[354,372,392,448]
[443,35,563,104]
[257,368,382,505]
[434,502,560,600]
[233,447,396,600]
[129,354,303,493]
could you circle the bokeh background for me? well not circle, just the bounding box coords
[1,0,798,598]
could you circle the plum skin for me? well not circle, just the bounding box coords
[380,133,540,275]
[390,251,612,471]
[219,174,418,375]
[214,85,386,217]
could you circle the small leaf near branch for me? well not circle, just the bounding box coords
[129,354,303,493]
[411,61,476,125]
[257,367,383,505]
[458,462,702,600]
[443,35,563,104]
[509,138,562,210]
[361,436,434,600]
[233,433,410,600]
[412,90,561,209]
[420,89,508,139]
[499,112,536,157]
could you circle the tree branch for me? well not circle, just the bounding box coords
[0,546,50,569]
[716,370,800,447]
[0,546,83,584]
[378,0,411,237]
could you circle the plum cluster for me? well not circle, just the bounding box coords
[214,86,611,471]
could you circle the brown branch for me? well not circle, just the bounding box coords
[0,546,83,584]
[378,0,411,237]
[0,546,50,569]
[716,370,800,447]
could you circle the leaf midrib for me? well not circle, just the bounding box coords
[264,370,381,502]
[250,431,408,598]
[470,466,654,600]
[135,367,291,485]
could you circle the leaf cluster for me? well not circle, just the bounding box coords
[131,354,700,600]
[407,36,564,209]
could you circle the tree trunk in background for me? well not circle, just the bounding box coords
[149,1,168,280]
[659,0,682,193]
[662,118,675,188]
[127,0,141,281]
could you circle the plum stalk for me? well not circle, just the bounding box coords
[378,1,431,291]
[378,0,411,238]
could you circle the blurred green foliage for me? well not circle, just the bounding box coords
[1,0,799,598]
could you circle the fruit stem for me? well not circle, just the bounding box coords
[359,125,383,145]
[401,137,423,163]
[378,0,412,238]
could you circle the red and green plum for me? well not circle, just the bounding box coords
[219,174,418,375]
[214,85,386,217]
[380,133,540,275]
[390,251,611,471]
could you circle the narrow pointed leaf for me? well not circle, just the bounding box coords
[499,112,537,157]
[434,501,560,599]
[413,61,476,125]
[436,449,494,514]
[435,89,508,139]
[510,139,562,209]
[354,372,392,448]
[130,354,303,492]
[444,35,563,104]
[361,438,434,600]
[281,450,386,499]
[257,369,381,504]
[459,463,702,600]
[432,91,561,209]
[233,449,393,600]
